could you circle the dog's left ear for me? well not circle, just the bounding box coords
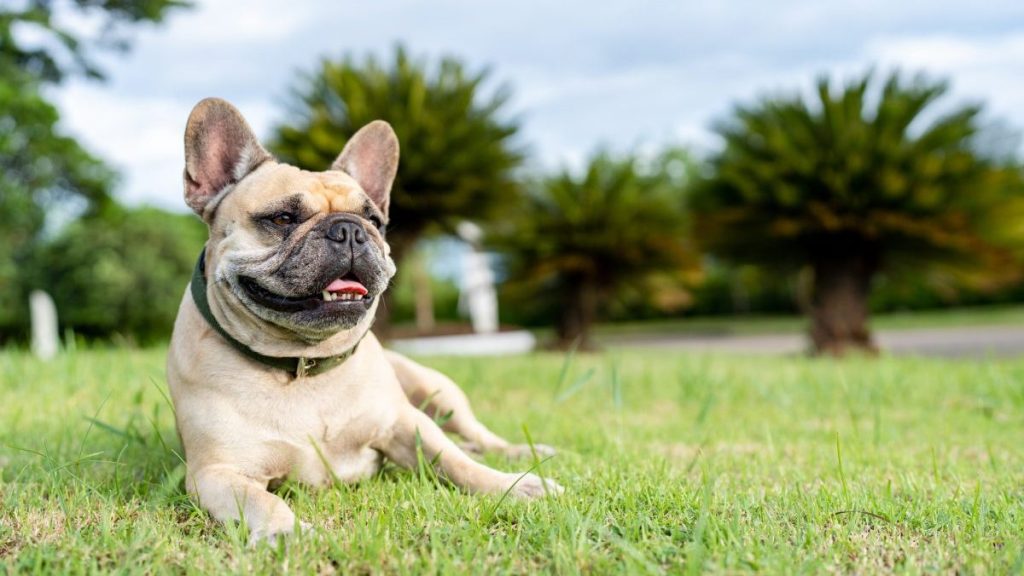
[183,98,273,219]
[332,121,399,216]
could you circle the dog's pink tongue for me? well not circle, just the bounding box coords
[325,278,367,295]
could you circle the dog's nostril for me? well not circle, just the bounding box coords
[328,220,369,245]
[328,221,359,244]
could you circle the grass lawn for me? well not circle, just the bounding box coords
[1,347,1022,573]
[588,303,1024,340]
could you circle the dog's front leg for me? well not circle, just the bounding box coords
[377,407,563,498]
[187,464,302,543]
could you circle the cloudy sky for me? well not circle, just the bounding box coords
[49,0,1024,211]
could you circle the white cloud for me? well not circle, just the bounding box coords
[53,84,274,210]
[864,32,1024,140]
[176,0,315,45]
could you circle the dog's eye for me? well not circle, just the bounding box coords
[268,212,296,227]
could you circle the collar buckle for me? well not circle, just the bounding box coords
[296,357,316,378]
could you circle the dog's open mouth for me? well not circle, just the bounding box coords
[320,278,367,302]
[239,274,374,313]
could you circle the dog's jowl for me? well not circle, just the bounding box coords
[166,98,561,543]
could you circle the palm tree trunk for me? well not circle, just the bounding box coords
[411,254,435,334]
[555,278,598,350]
[373,233,418,341]
[808,245,878,356]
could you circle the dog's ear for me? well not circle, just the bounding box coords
[331,121,399,216]
[183,98,273,218]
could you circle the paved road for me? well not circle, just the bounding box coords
[606,325,1024,358]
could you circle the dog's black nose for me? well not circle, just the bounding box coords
[327,221,367,246]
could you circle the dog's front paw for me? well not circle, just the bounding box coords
[506,472,563,499]
[248,520,312,547]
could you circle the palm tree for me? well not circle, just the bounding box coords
[493,149,696,349]
[690,70,1024,355]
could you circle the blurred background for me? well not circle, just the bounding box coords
[3,0,1024,356]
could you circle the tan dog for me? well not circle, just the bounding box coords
[166,98,560,543]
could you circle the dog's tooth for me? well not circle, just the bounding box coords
[322,290,331,301]
[331,293,339,301]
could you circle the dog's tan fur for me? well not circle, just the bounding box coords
[167,98,559,543]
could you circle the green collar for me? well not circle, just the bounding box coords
[190,250,361,378]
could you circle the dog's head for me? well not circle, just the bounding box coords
[183,98,398,344]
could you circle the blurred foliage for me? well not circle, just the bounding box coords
[0,0,186,342]
[387,251,462,327]
[684,262,799,317]
[0,69,116,338]
[1,0,189,84]
[22,207,207,343]
[690,70,1024,353]
[491,149,698,347]
[269,46,523,261]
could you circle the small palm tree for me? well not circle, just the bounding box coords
[690,70,1024,355]
[494,150,696,348]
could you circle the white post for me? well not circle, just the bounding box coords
[30,290,59,360]
[457,222,499,334]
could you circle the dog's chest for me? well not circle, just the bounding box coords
[284,435,383,487]
[244,377,398,487]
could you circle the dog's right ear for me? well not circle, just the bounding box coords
[183,98,273,218]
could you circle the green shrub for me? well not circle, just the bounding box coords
[26,207,206,344]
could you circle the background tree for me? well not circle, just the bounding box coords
[0,70,116,339]
[269,47,523,331]
[1,0,188,84]
[25,207,207,343]
[690,70,1024,355]
[0,0,187,341]
[493,149,697,349]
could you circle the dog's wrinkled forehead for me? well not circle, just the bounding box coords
[229,164,374,219]
[183,98,398,222]
[304,177,365,214]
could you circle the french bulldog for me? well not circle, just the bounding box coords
[166,98,561,543]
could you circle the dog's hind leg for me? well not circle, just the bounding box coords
[384,350,556,458]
